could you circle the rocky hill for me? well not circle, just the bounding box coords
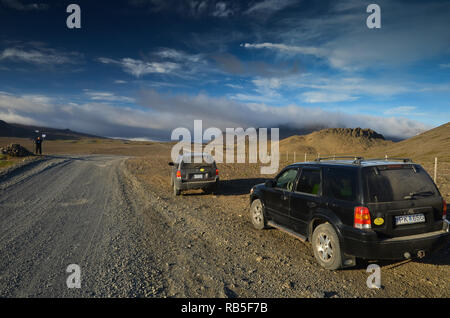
[367,122,450,162]
[279,127,391,156]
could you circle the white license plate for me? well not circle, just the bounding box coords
[395,213,425,226]
[193,174,204,179]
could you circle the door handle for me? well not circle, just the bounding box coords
[307,202,317,208]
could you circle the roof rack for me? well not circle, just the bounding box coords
[314,156,413,165]
[361,158,413,163]
[315,156,363,162]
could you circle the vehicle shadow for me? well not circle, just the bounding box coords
[412,242,450,266]
[349,242,450,270]
[218,178,267,196]
[179,178,267,196]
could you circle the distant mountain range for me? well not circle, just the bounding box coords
[0,120,102,140]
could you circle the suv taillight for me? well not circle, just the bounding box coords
[176,170,181,179]
[354,207,371,229]
[215,169,219,176]
[443,199,447,220]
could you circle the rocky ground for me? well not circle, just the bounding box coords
[125,153,450,298]
[0,137,448,298]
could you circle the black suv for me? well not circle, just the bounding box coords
[169,153,219,196]
[249,157,449,270]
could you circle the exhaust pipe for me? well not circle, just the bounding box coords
[417,250,426,259]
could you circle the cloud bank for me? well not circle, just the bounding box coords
[0,90,430,140]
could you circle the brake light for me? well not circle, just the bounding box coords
[215,169,219,176]
[176,170,181,179]
[354,207,371,229]
[443,199,447,220]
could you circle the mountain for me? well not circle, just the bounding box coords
[0,120,103,140]
[367,122,450,162]
[279,127,391,156]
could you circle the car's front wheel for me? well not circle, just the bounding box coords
[250,199,267,230]
[311,223,343,270]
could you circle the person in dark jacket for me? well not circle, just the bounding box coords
[34,136,43,155]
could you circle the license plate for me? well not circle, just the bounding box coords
[193,174,203,179]
[395,213,425,226]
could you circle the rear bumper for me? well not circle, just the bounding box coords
[176,178,218,190]
[342,220,450,260]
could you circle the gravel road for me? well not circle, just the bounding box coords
[1,154,449,298]
[0,155,165,297]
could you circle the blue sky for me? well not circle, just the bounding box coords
[0,0,449,139]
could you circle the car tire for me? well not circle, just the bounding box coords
[173,184,181,196]
[311,223,343,270]
[250,199,267,230]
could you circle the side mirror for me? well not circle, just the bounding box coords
[265,179,275,188]
[168,162,175,166]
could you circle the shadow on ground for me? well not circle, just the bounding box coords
[218,178,267,196]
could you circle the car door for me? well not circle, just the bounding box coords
[264,168,299,226]
[290,167,322,235]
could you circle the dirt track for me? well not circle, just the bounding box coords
[0,154,449,298]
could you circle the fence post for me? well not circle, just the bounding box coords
[434,157,437,183]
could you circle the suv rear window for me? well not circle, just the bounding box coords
[363,165,438,203]
[181,162,215,169]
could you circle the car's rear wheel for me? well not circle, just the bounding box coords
[311,223,343,270]
[250,199,267,230]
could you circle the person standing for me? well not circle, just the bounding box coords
[34,136,43,155]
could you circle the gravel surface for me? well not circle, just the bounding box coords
[0,155,164,297]
[0,154,448,298]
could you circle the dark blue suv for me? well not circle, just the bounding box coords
[249,157,449,270]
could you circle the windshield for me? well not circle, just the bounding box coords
[363,165,438,203]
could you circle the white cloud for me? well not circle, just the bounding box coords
[0,47,81,65]
[83,90,135,103]
[212,2,233,17]
[1,0,48,11]
[242,42,325,57]
[384,106,426,116]
[301,91,358,103]
[98,57,179,78]
[225,83,244,89]
[244,0,297,15]
[137,90,430,138]
[243,1,450,71]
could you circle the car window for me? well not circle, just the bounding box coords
[325,168,358,202]
[297,169,321,195]
[181,161,215,169]
[275,169,298,191]
[363,165,438,203]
